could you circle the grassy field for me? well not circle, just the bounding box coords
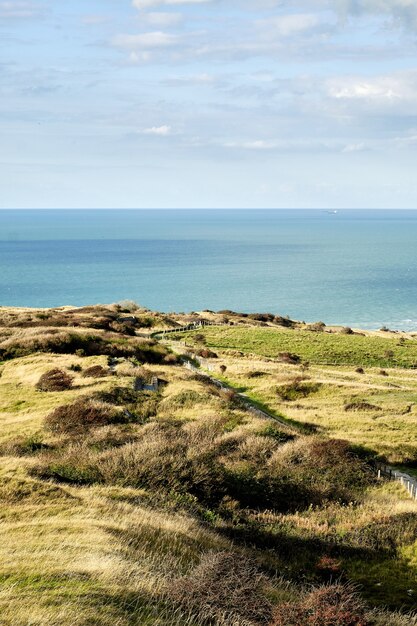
[178,326,417,368]
[2,306,417,624]
[177,326,417,463]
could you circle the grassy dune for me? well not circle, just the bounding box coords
[182,326,417,463]
[2,306,417,624]
[183,325,417,368]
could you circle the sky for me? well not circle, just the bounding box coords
[1,0,417,209]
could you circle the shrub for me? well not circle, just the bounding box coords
[220,364,227,375]
[0,329,169,363]
[274,316,295,328]
[32,444,102,485]
[271,583,368,626]
[247,370,266,378]
[379,369,389,377]
[81,365,110,378]
[109,321,136,335]
[276,380,321,402]
[163,353,178,364]
[220,388,239,408]
[95,386,161,422]
[315,556,342,582]
[96,421,226,502]
[44,398,122,435]
[341,327,354,335]
[278,352,301,365]
[36,368,73,392]
[248,313,275,323]
[69,363,82,372]
[167,551,272,625]
[116,300,141,312]
[355,367,365,374]
[307,322,326,332]
[0,433,49,457]
[267,438,373,508]
[197,348,218,359]
[258,424,294,444]
[344,400,381,412]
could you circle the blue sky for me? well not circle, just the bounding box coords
[1,0,417,208]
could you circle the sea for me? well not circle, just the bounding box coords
[1,209,417,331]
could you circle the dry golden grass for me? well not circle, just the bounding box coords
[0,459,233,625]
[0,353,118,443]
[3,308,417,624]
[208,351,417,463]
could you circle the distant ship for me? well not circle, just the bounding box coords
[325,210,338,214]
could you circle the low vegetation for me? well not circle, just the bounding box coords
[1,304,417,625]
[36,368,74,392]
[180,326,417,368]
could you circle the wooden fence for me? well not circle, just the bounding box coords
[375,462,417,501]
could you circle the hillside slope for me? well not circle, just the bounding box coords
[1,304,417,625]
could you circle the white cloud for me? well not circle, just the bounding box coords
[143,11,183,26]
[257,13,321,38]
[111,31,179,49]
[342,142,367,152]
[327,74,409,101]
[326,0,417,31]
[329,81,400,100]
[133,0,210,9]
[0,1,43,18]
[143,125,172,135]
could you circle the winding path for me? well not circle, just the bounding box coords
[164,338,417,502]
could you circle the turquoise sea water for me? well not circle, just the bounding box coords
[1,209,417,330]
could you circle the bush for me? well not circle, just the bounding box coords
[271,583,368,626]
[344,400,381,412]
[95,385,161,422]
[307,322,326,332]
[163,353,178,364]
[197,348,218,359]
[248,313,275,323]
[278,352,301,365]
[44,398,122,435]
[32,443,102,485]
[267,438,373,509]
[167,551,272,625]
[36,368,73,392]
[258,424,294,444]
[0,329,169,363]
[274,316,295,328]
[82,365,110,378]
[247,370,266,378]
[109,321,136,335]
[276,380,321,402]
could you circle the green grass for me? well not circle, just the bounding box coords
[3,306,417,624]
[178,326,417,368]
